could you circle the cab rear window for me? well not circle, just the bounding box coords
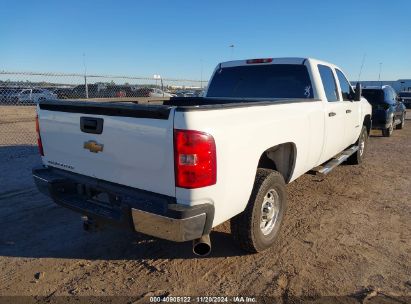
[206,64,313,99]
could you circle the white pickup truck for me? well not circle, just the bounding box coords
[33,58,372,256]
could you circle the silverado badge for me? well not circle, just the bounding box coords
[84,140,104,153]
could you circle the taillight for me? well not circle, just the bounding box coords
[174,129,216,189]
[246,58,273,64]
[35,115,44,156]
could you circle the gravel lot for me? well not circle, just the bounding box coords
[0,106,410,303]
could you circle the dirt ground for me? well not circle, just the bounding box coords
[0,106,410,303]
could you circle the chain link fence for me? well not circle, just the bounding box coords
[0,71,207,147]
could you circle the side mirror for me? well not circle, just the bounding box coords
[354,82,362,101]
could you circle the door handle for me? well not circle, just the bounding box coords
[328,112,336,117]
[346,109,352,114]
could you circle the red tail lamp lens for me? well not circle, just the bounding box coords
[174,129,216,189]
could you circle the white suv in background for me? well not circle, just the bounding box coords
[11,88,57,104]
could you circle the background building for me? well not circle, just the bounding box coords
[352,79,411,92]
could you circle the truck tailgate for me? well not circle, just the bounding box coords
[37,102,176,196]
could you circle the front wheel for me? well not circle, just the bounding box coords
[347,125,368,165]
[231,169,287,253]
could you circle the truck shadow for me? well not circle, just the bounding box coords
[0,145,246,261]
[0,207,246,260]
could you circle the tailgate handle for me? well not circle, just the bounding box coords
[80,117,104,134]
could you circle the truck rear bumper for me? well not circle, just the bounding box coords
[32,167,214,242]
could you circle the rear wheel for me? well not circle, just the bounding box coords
[231,169,287,253]
[347,125,368,165]
[382,118,394,137]
[396,112,406,130]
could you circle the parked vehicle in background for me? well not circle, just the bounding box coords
[110,85,146,98]
[175,90,203,97]
[67,84,110,99]
[33,57,371,256]
[182,91,196,97]
[398,91,411,109]
[150,88,173,98]
[135,87,173,98]
[7,88,57,104]
[54,88,74,99]
[362,86,406,136]
[175,90,194,97]
[0,88,22,102]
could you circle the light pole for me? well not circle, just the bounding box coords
[357,53,366,82]
[229,44,234,60]
[200,59,203,89]
[83,53,89,99]
[378,62,383,86]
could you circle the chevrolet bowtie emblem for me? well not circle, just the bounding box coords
[84,140,104,153]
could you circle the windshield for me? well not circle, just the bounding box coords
[206,64,313,99]
[362,89,385,104]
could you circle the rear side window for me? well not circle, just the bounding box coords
[206,64,313,99]
[336,69,353,101]
[384,88,396,104]
[318,65,338,102]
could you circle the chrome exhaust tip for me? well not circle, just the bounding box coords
[192,234,211,256]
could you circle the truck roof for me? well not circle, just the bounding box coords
[219,57,337,69]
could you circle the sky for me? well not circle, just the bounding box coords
[1,0,411,81]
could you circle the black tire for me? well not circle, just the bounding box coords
[347,125,368,165]
[382,118,394,137]
[231,169,287,253]
[396,112,406,130]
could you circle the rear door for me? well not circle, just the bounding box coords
[384,88,398,122]
[38,102,176,196]
[318,64,346,162]
[391,88,403,119]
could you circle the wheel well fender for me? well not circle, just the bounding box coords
[363,114,372,135]
[257,143,297,183]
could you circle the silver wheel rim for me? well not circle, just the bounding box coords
[402,114,405,126]
[359,132,365,157]
[260,189,280,235]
